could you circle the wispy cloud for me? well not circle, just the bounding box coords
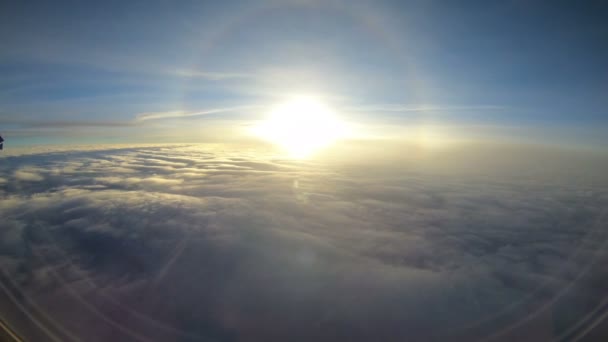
[171,69,255,81]
[0,106,259,130]
[11,120,133,128]
[0,102,506,135]
[134,106,259,122]
[0,115,135,128]
[346,104,506,113]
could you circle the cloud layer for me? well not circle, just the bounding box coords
[0,144,607,341]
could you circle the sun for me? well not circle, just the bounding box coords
[252,96,348,157]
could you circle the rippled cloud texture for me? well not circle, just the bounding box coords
[1,144,607,341]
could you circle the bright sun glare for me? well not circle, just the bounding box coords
[253,96,349,157]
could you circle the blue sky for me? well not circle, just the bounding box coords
[1,0,607,146]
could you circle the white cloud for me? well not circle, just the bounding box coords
[171,69,254,81]
[0,144,607,341]
[14,167,44,181]
[345,104,506,113]
[134,106,258,122]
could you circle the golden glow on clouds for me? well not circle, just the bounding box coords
[252,96,349,158]
[412,126,448,148]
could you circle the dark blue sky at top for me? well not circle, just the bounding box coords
[0,0,607,143]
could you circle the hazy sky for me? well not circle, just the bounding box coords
[1,0,607,146]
